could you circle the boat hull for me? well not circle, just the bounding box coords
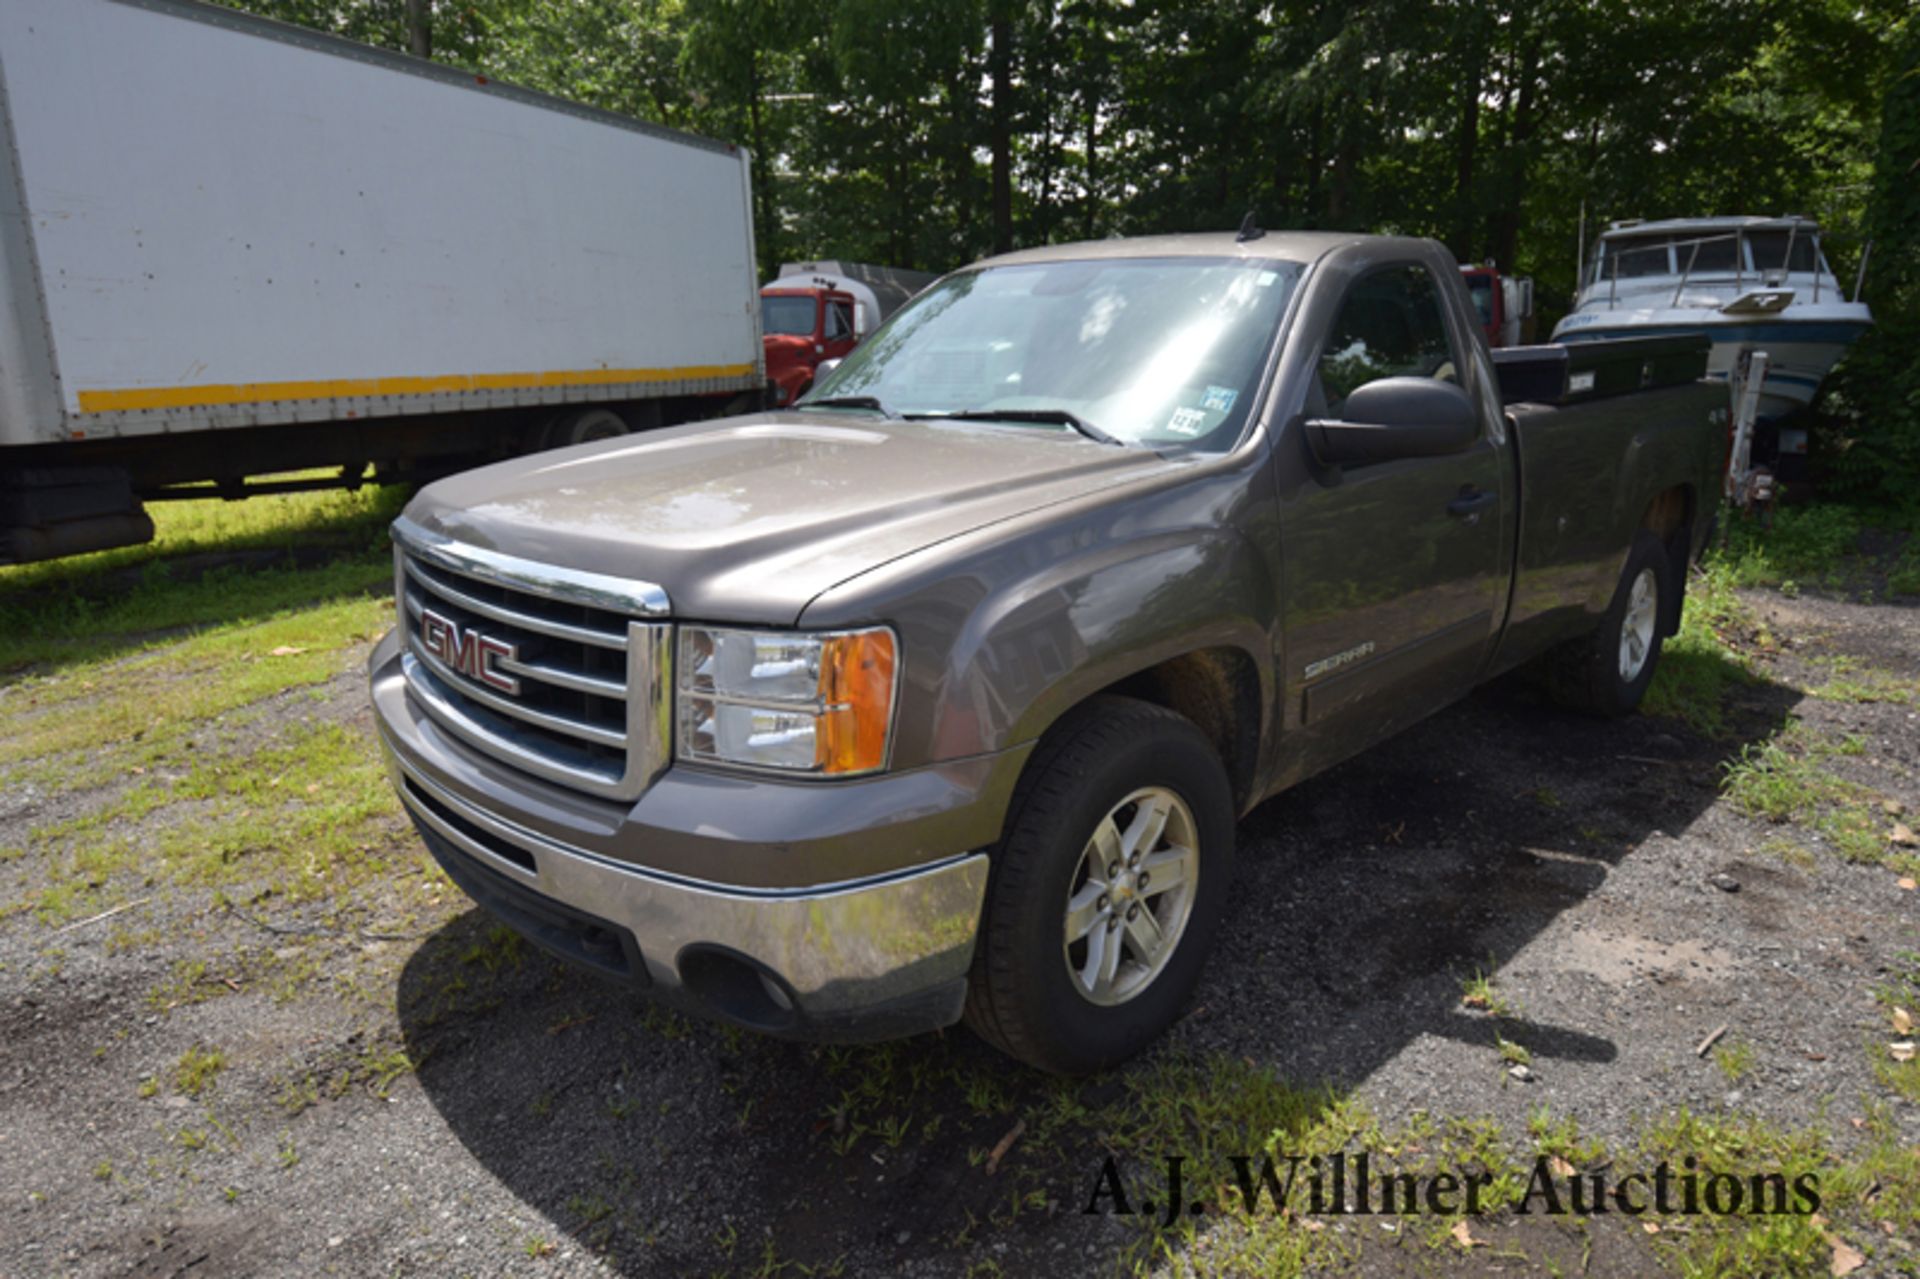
[1551,310,1871,420]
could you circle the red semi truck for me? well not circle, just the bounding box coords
[760,262,937,406]
[1459,263,1536,349]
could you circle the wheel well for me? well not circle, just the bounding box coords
[1641,484,1695,635]
[1642,484,1693,556]
[1100,647,1261,811]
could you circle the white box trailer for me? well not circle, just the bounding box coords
[0,0,763,562]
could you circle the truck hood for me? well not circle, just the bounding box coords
[404,411,1171,623]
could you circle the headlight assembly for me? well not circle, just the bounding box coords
[676,625,897,776]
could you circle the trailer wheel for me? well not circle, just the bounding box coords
[1542,530,1673,717]
[541,407,630,450]
[964,696,1234,1074]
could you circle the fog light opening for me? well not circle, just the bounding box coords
[677,946,800,1032]
[758,970,794,1013]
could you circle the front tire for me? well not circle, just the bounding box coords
[964,696,1235,1074]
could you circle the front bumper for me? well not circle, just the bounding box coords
[371,631,996,1041]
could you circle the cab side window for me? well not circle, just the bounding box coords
[1317,265,1459,415]
[824,301,854,341]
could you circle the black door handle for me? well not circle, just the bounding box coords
[1447,488,1498,520]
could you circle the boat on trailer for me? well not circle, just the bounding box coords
[1551,216,1872,456]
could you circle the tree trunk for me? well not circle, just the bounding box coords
[1328,137,1355,226]
[990,7,1014,254]
[1488,25,1543,271]
[1033,43,1059,243]
[746,53,776,279]
[1451,10,1483,260]
[1304,104,1322,227]
[405,0,431,60]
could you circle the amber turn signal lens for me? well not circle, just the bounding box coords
[817,628,896,774]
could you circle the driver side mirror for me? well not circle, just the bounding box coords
[1305,377,1478,467]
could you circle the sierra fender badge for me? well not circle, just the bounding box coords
[419,607,520,695]
[1304,641,1375,681]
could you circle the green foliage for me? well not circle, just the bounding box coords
[1816,15,1920,509]
[211,1,1913,431]
[1641,558,1754,736]
[1719,505,1863,587]
[172,1045,228,1097]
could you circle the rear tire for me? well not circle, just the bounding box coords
[1543,529,1673,717]
[540,407,630,450]
[964,696,1235,1074]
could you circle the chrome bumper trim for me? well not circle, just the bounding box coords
[382,735,989,1016]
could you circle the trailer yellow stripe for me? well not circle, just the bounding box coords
[74,363,759,413]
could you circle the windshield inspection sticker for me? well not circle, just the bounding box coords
[1166,406,1209,437]
[1200,385,1238,413]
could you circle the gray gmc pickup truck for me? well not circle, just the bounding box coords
[369,232,1723,1073]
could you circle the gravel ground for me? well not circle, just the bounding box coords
[2,581,1915,1278]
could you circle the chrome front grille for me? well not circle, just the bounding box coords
[390,516,671,802]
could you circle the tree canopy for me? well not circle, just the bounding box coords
[220,0,1915,499]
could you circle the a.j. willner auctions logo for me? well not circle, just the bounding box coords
[1084,1152,1821,1227]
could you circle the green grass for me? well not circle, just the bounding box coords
[1644,501,1920,734]
[172,1045,227,1097]
[1495,1035,1532,1068]
[1871,953,1920,1103]
[1715,501,1920,599]
[1717,504,1863,589]
[1719,722,1907,872]
[1071,1054,1920,1277]
[0,479,405,672]
[1713,1039,1756,1083]
[0,482,419,972]
[1099,1055,1366,1277]
[1642,558,1756,735]
[1890,540,1920,596]
[1800,655,1918,707]
[1631,1106,1913,1278]
[1458,964,1514,1017]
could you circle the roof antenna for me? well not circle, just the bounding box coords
[1236,211,1265,243]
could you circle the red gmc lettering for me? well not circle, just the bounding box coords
[419,608,519,695]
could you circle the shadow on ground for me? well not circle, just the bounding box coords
[396,658,1804,1275]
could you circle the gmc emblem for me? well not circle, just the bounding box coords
[419,607,520,695]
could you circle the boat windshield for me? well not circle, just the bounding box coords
[803,256,1303,451]
[1589,226,1830,288]
[1747,232,1819,274]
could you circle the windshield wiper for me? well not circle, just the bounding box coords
[798,395,900,420]
[907,408,1124,447]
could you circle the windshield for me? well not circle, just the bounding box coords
[805,256,1303,450]
[761,295,816,337]
[1464,277,1494,326]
